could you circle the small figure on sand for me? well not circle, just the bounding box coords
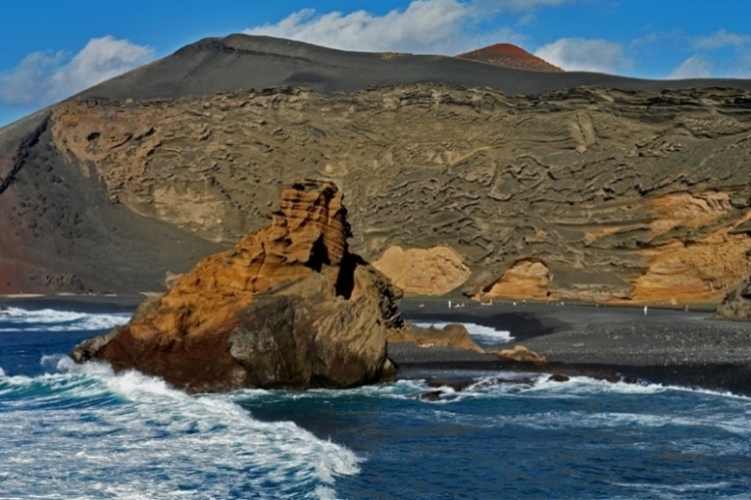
[644,305,648,316]
[448,299,452,309]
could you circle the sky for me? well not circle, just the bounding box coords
[1,0,750,126]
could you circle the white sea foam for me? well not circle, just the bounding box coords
[0,307,130,332]
[526,373,751,401]
[0,360,360,500]
[411,321,514,344]
[404,370,751,416]
[405,372,751,443]
[613,481,734,494]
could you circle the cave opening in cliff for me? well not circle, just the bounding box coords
[335,253,366,300]
[306,234,331,273]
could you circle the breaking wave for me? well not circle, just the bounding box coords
[0,358,360,500]
[0,307,130,332]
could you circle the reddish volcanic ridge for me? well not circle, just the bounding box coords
[457,43,563,72]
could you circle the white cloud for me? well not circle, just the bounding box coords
[667,55,713,79]
[534,38,632,73]
[0,36,153,108]
[494,0,575,11]
[694,29,751,50]
[244,0,571,55]
[246,0,471,54]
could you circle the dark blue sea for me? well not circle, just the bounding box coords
[1,305,750,499]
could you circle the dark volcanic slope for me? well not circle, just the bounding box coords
[0,111,221,294]
[2,34,751,298]
[79,35,751,101]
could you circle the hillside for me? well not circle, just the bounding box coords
[2,34,751,304]
[456,43,563,72]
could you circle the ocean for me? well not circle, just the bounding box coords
[1,304,750,499]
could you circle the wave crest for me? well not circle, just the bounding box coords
[0,360,360,499]
[0,307,130,332]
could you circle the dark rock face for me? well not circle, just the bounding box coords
[715,279,751,320]
[71,181,399,392]
[228,271,397,389]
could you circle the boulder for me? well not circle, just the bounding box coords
[71,180,400,392]
[715,278,751,320]
[388,323,484,352]
[493,345,547,365]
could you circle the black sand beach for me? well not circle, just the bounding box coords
[394,298,751,395]
[0,294,143,313]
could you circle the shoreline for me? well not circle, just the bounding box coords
[0,294,145,312]
[396,298,751,396]
[4,294,751,395]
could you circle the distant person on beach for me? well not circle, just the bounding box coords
[448,300,452,309]
[644,305,648,316]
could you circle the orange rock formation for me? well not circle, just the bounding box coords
[479,259,551,300]
[71,180,400,392]
[372,245,471,295]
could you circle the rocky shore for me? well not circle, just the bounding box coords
[5,292,751,395]
[394,298,751,395]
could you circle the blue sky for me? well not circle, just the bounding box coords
[1,0,750,126]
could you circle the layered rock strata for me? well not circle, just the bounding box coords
[42,85,751,304]
[71,181,400,392]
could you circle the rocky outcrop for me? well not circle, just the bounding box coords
[372,246,471,295]
[478,259,551,300]
[493,345,547,365]
[388,323,484,352]
[71,180,400,392]
[715,278,751,320]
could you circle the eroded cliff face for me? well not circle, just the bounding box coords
[41,84,751,304]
